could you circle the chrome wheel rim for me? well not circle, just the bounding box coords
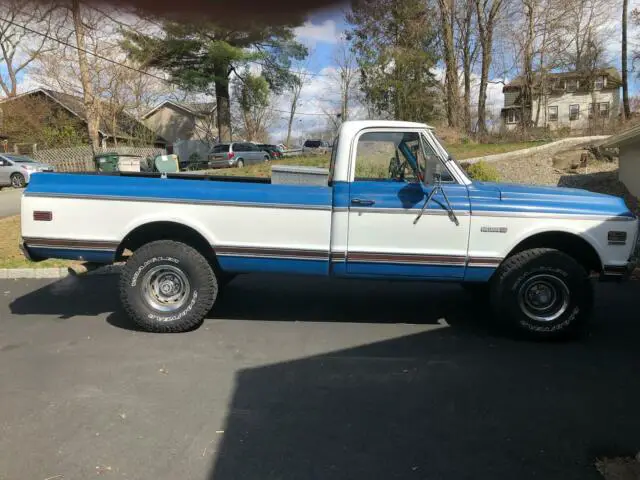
[11,175,23,188]
[141,265,191,312]
[517,274,570,322]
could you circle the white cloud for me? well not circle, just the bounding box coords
[294,20,341,47]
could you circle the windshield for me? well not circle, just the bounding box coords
[6,155,36,163]
[304,140,322,148]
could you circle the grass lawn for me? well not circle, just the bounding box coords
[0,216,81,269]
[210,141,549,178]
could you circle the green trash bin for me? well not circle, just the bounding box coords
[94,153,120,172]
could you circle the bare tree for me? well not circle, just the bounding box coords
[284,54,314,148]
[622,0,631,120]
[438,0,460,128]
[475,0,504,136]
[32,5,166,148]
[70,0,100,152]
[456,0,479,132]
[332,38,358,123]
[0,0,58,97]
[560,0,610,71]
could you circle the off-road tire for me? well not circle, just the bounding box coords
[490,248,593,340]
[119,240,218,333]
[11,173,25,188]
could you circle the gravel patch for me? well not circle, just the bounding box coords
[491,149,637,211]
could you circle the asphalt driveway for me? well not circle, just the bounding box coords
[0,273,639,480]
[0,187,22,218]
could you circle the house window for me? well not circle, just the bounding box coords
[594,76,605,90]
[506,109,520,124]
[548,106,558,121]
[598,102,610,118]
[589,102,610,119]
[566,79,578,92]
[569,104,580,121]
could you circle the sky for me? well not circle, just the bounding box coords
[6,1,640,143]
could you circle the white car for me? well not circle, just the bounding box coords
[0,154,54,188]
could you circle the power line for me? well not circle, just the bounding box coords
[0,14,172,84]
[0,15,337,117]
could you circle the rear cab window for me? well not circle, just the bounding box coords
[212,144,230,153]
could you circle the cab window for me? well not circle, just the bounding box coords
[353,131,426,183]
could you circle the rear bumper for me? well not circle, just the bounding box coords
[19,240,43,262]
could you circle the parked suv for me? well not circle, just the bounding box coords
[0,154,54,188]
[302,139,330,155]
[208,142,271,169]
[257,144,283,160]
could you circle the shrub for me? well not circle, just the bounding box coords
[462,160,501,182]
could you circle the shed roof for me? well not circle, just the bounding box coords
[600,123,640,149]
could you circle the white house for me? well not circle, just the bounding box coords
[501,68,621,131]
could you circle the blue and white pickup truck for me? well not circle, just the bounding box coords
[20,121,639,338]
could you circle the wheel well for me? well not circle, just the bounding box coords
[117,221,218,267]
[506,231,602,274]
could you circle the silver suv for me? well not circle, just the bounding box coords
[208,142,271,169]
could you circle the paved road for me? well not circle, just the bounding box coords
[0,274,639,480]
[0,187,22,218]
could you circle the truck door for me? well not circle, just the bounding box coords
[345,129,471,279]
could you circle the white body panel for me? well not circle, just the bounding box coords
[22,197,332,253]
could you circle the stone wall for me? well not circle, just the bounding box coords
[461,136,610,165]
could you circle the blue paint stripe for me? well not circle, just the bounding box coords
[463,267,497,282]
[217,256,329,276]
[26,173,333,209]
[28,247,115,264]
[347,263,466,280]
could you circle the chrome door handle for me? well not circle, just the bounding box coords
[351,198,375,206]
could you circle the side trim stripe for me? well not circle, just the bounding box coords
[216,246,329,260]
[22,237,119,251]
[215,245,500,268]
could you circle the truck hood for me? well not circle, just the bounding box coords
[469,181,635,219]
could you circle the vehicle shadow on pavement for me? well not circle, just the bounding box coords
[9,273,121,320]
[205,283,640,480]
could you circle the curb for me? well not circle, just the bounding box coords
[0,264,123,279]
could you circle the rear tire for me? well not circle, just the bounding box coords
[264,155,270,162]
[490,248,593,340]
[236,159,244,168]
[119,240,217,333]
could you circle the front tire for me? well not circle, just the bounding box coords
[490,248,593,340]
[11,173,25,188]
[119,240,218,333]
